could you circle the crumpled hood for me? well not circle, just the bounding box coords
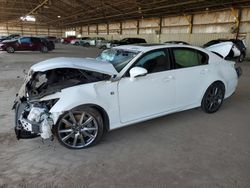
[30,57,118,76]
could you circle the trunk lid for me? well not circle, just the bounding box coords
[205,41,234,59]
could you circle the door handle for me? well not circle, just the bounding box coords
[163,75,174,82]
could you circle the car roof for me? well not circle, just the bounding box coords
[113,43,198,53]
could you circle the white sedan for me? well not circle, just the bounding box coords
[13,44,241,149]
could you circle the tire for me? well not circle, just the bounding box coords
[75,42,79,46]
[100,45,107,50]
[83,43,90,47]
[6,46,15,53]
[238,53,244,63]
[40,46,48,53]
[55,107,104,149]
[201,82,225,113]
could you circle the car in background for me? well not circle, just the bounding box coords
[13,44,241,149]
[165,41,190,45]
[98,39,120,49]
[40,37,55,50]
[70,37,91,45]
[107,38,147,48]
[82,37,105,47]
[0,36,54,53]
[0,34,20,42]
[44,36,59,43]
[61,36,76,44]
[203,39,247,62]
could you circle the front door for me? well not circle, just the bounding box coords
[118,49,176,123]
[19,37,32,50]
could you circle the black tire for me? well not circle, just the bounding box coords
[6,46,15,53]
[55,107,104,149]
[100,45,107,50]
[201,82,225,113]
[238,53,244,63]
[75,42,79,46]
[83,43,90,47]
[40,46,48,53]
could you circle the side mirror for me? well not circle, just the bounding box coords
[129,67,148,81]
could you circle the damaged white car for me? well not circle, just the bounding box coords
[13,44,242,149]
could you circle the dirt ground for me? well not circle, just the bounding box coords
[0,44,250,188]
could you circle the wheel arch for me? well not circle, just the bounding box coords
[200,79,226,104]
[72,103,110,133]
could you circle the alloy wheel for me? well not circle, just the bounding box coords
[204,85,224,112]
[57,111,98,149]
[7,47,14,53]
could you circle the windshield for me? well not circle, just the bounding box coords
[96,49,139,72]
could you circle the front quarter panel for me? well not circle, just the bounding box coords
[49,81,120,128]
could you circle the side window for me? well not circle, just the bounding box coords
[31,38,41,43]
[20,37,31,44]
[173,48,208,68]
[133,50,170,74]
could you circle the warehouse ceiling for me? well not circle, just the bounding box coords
[0,0,250,27]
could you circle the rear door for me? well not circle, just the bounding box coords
[170,47,210,108]
[30,37,41,50]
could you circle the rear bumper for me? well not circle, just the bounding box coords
[235,67,242,78]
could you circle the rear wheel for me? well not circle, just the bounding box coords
[40,46,48,53]
[83,43,90,47]
[55,107,104,149]
[201,82,225,113]
[238,53,244,63]
[6,46,15,53]
[100,45,107,50]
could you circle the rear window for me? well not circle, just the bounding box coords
[173,48,208,68]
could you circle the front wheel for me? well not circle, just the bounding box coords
[55,107,104,149]
[6,46,15,53]
[201,82,225,113]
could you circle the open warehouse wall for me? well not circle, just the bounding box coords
[67,8,250,58]
[0,23,63,37]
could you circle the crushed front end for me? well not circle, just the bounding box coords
[14,99,56,140]
[13,66,109,140]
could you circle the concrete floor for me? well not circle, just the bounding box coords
[0,44,249,188]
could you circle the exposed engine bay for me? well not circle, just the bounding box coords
[14,68,110,140]
[26,68,110,99]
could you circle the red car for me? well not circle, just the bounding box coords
[62,36,76,44]
[0,37,54,53]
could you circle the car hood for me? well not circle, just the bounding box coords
[2,39,17,43]
[205,41,234,58]
[30,57,118,76]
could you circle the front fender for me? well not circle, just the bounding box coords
[48,82,120,127]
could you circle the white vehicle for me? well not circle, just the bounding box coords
[82,37,105,47]
[70,37,91,46]
[13,44,241,149]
